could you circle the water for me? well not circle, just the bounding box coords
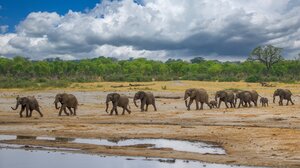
[0,148,265,168]
[0,135,225,154]
[73,138,226,154]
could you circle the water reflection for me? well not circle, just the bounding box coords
[0,148,266,168]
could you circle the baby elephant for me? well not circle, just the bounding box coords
[54,93,78,116]
[133,91,157,112]
[209,100,218,108]
[260,97,269,107]
[11,96,43,118]
[105,93,131,115]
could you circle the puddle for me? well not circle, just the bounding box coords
[73,138,226,154]
[0,135,225,154]
[0,148,266,168]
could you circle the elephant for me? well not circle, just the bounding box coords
[215,90,235,108]
[11,96,43,118]
[54,93,78,116]
[105,93,131,115]
[209,100,218,108]
[184,88,211,110]
[273,89,294,106]
[184,88,197,109]
[133,91,157,112]
[235,90,258,107]
[260,97,269,107]
[236,91,253,108]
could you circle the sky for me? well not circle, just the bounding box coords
[0,0,300,61]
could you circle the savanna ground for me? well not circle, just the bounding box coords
[0,81,300,167]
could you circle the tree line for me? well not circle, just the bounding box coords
[0,45,299,88]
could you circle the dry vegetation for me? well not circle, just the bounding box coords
[0,81,300,167]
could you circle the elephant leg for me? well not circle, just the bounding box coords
[122,108,125,115]
[125,106,131,114]
[187,99,193,111]
[67,107,73,115]
[290,98,294,105]
[141,102,145,112]
[286,99,289,106]
[207,102,212,109]
[153,103,157,111]
[217,100,221,108]
[110,108,114,115]
[36,108,43,117]
[200,102,204,110]
[248,102,252,107]
[196,100,199,110]
[19,107,25,118]
[145,104,149,111]
[29,110,33,117]
[73,108,77,116]
[63,108,69,116]
[25,105,29,117]
[114,106,118,115]
[225,101,229,108]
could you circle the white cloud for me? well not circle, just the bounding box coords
[0,0,299,60]
[0,25,8,33]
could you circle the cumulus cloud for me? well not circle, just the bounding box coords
[0,0,300,60]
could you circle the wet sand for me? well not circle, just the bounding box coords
[0,81,300,167]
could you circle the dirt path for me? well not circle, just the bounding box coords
[0,81,300,167]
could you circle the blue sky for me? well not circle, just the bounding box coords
[0,0,100,32]
[0,0,299,61]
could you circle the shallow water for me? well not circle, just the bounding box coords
[73,138,226,154]
[0,135,225,154]
[0,148,265,168]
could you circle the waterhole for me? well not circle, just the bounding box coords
[0,135,225,154]
[0,148,267,168]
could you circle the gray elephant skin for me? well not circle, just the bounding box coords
[184,88,211,110]
[273,89,294,106]
[134,91,157,112]
[236,91,253,108]
[11,96,43,118]
[215,90,235,108]
[260,97,269,107]
[209,100,218,108]
[55,93,78,116]
[105,93,131,115]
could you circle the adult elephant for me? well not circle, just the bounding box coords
[215,90,235,108]
[236,91,252,108]
[273,89,294,106]
[184,88,211,110]
[54,93,78,116]
[184,88,198,109]
[105,93,131,115]
[11,96,43,118]
[235,90,258,107]
[133,91,157,112]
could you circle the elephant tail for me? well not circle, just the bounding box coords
[128,104,131,109]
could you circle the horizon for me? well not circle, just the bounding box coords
[0,0,300,61]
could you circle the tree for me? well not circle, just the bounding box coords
[249,45,283,72]
[190,57,205,63]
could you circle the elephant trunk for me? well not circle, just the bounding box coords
[54,101,60,109]
[11,102,19,110]
[184,93,189,107]
[105,102,109,113]
[133,97,139,107]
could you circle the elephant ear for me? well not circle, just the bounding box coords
[20,97,28,105]
[140,91,146,98]
[113,93,120,101]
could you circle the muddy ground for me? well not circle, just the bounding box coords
[0,81,300,167]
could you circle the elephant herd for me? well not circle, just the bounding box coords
[10,89,294,118]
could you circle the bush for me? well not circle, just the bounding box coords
[245,75,262,83]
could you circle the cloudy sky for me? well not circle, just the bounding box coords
[0,0,300,61]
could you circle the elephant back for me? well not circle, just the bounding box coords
[196,89,209,102]
[64,94,78,108]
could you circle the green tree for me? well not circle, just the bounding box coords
[249,45,283,72]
